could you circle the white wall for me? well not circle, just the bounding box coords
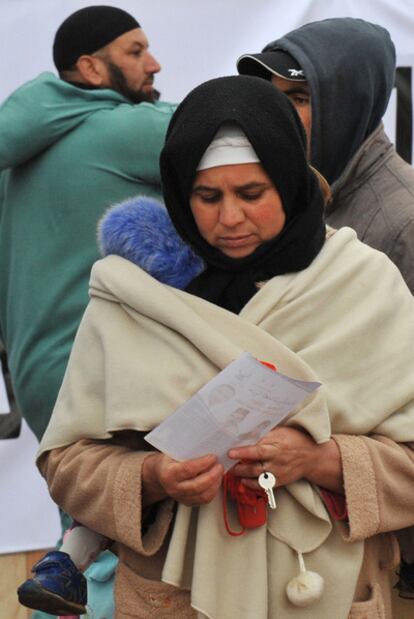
[1,0,414,103]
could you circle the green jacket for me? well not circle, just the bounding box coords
[0,72,176,440]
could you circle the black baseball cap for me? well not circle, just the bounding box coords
[237,50,306,82]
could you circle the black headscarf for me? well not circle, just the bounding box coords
[160,75,326,313]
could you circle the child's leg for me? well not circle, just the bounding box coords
[61,524,109,572]
[17,521,109,615]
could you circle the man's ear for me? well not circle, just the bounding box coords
[76,54,108,87]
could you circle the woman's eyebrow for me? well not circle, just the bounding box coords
[192,181,272,193]
[237,182,270,190]
[191,184,218,192]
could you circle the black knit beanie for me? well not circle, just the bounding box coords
[53,5,140,71]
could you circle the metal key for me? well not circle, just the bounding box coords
[258,471,277,509]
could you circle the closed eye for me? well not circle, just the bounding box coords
[238,190,264,201]
[238,183,272,201]
[191,188,222,203]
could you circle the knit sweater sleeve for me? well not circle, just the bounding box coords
[332,434,414,542]
[38,437,175,555]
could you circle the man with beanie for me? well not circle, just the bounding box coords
[0,4,175,446]
[52,5,161,103]
[237,18,414,293]
[0,6,175,619]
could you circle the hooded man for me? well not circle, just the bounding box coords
[237,17,414,293]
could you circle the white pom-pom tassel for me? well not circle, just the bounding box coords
[286,551,324,607]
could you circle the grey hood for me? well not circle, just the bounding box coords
[262,18,396,184]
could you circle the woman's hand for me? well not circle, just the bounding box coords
[228,427,344,494]
[142,452,224,507]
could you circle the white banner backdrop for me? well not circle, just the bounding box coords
[0,0,413,102]
[1,0,414,553]
[0,420,61,553]
[1,0,414,155]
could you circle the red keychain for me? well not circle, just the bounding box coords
[223,470,267,536]
[222,359,277,536]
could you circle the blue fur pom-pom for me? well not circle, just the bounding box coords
[98,195,204,289]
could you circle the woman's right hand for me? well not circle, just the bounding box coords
[142,452,224,507]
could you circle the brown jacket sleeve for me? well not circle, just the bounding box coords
[333,434,414,541]
[38,436,175,556]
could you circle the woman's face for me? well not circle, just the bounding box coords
[190,163,286,258]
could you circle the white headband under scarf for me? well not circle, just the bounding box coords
[196,122,260,171]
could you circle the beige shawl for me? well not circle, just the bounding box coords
[39,228,414,619]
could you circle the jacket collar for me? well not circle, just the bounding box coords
[326,123,393,213]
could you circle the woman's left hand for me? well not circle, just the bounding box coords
[228,426,343,493]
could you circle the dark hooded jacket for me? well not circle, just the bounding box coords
[253,18,414,292]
